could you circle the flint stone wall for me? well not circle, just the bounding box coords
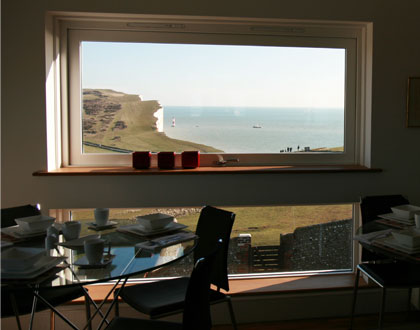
[145,219,352,277]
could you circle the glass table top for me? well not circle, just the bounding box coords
[1,226,196,288]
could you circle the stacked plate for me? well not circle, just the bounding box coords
[378,204,420,226]
[118,222,187,237]
[1,215,55,239]
[373,227,420,255]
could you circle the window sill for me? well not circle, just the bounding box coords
[71,273,371,304]
[33,165,381,176]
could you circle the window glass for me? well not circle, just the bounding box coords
[81,42,345,155]
[70,204,353,278]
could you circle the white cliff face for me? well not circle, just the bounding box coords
[153,105,164,132]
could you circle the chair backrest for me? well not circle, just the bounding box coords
[194,206,235,291]
[360,195,409,224]
[360,194,409,262]
[1,204,40,228]
[183,241,221,330]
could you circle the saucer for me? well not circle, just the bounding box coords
[74,254,115,268]
[88,221,118,231]
[57,234,100,249]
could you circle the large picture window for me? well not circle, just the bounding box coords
[52,15,370,167]
[61,204,354,279]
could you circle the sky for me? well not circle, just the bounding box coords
[82,42,345,108]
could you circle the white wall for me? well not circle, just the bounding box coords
[2,0,420,211]
[2,2,420,325]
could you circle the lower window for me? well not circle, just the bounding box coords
[66,204,353,278]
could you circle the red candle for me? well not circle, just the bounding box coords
[158,152,175,169]
[132,151,151,169]
[182,151,200,168]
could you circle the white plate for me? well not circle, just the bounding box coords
[391,204,420,219]
[1,256,66,279]
[136,213,174,231]
[375,236,420,254]
[14,215,55,232]
[378,213,415,224]
[57,234,101,249]
[391,228,420,248]
[1,247,45,271]
[1,225,47,238]
[118,222,187,237]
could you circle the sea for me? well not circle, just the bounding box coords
[163,106,344,153]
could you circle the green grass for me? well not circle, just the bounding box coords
[83,89,221,153]
[72,204,353,246]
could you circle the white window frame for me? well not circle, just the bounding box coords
[46,14,372,169]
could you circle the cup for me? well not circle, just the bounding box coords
[415,212,420,229]
[45,234,58,250]
[84,238,105,265]
[62,221,81,241]
[94,208,109,226]
[47,225,59,237]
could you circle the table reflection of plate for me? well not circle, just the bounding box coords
[1,225,47,238]
[1,256,66,279]
[117,222,187,237]
[374,236,420,254]
[378,213,415,225]
[57,235,101,249]
[73,254,115,268]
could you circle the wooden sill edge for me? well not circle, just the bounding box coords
[33,165,381,176]
[71,273,371,304]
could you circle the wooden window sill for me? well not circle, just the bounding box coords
[33,165,381,176]
[71,273,371,304]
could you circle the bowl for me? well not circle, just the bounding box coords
[391,229,420,248]
[1,247,45,272]
[14,215,55,232]
[390,204,420,220]
[136,213,174,231]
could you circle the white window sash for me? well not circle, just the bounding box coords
[53,15,370,167]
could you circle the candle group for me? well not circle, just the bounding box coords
[132,151,200,169]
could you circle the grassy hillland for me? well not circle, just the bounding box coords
[82,89,221,153]
[72,204,352,246]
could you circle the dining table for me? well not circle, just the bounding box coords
[1,221,197,330]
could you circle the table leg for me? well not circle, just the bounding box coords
[81,277,127,330]
[28,289,39,330]
[96,277,129,330]
[32,290,79,330]
[9,291,23,330]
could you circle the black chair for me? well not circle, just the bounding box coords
[107,242,218,330]
[116,206,237,329]
[1,204,42,228]
[350,195,420,329]
[1,204,90,330]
